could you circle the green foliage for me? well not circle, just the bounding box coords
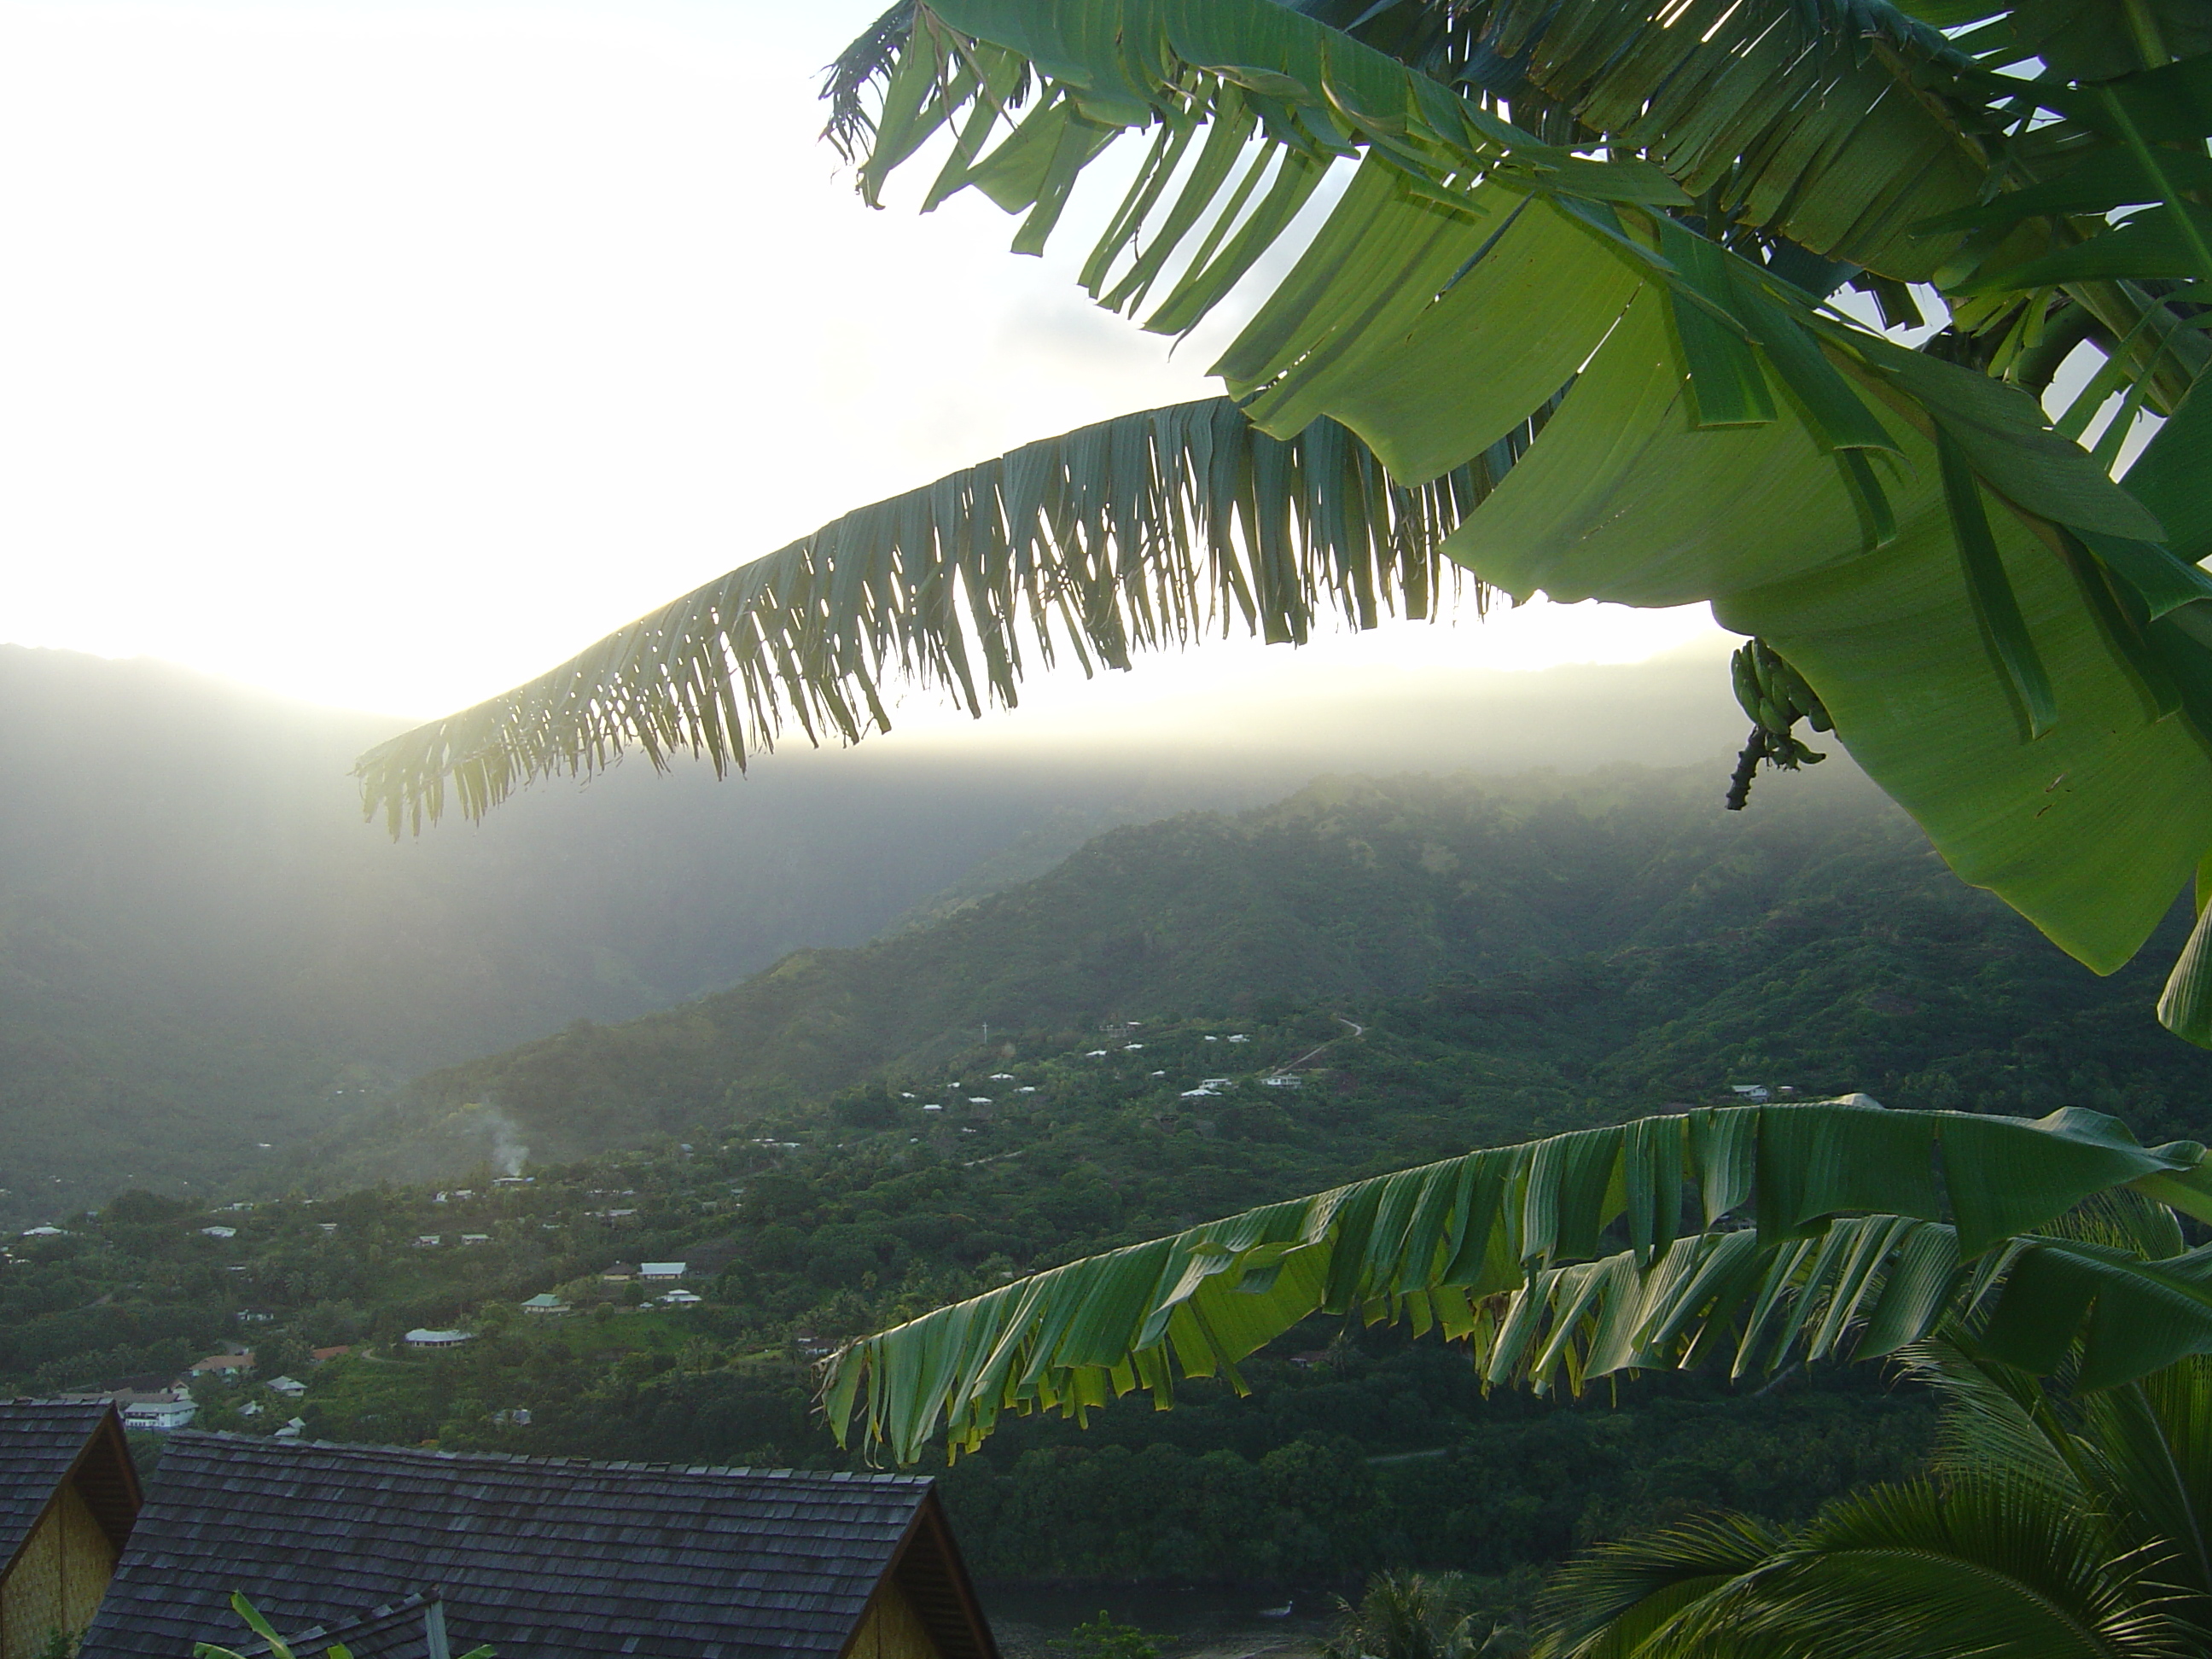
[1069,1611,1160,1659]
[823,1094,2209,1460]
[1529,1347,2212,1659]
[191,1592,492,1659]
[1324,1571,1481,1659]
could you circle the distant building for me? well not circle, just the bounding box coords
[0,1401,143,1652]
[403,1330,472,1349]
[599,1262,637,1283]
[1261,1074,1304,1090]
[1730,1084,1772,1101]
[638,1263,685,1284]
[458,1235,490,1247]
[265,1378,306,1400]
[119,1396,196,1433]
[659,1289,703,1307]
[20,1227,63,1238]
[188,1353,254,1383]
[78,1435,998,1659]
[198,1227,236,1240]
[518,1294,570,1317]
[414,1234,442,1248]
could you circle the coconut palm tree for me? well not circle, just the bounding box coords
[1326,1571,1489,1659]
[357,0,2212,1039]
[1528,1341,2212,1659]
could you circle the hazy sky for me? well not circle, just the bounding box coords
[0,0,1726,729]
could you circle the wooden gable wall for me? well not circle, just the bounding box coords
[0,1412,139,1659]
[2,1481,117,1659]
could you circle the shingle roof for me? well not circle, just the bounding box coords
[0,1400,137,1574]
[80,1434,988,1659]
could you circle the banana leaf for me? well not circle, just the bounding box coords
[821,1100,2212,1462]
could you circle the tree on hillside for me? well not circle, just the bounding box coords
[358,0,2212,1040]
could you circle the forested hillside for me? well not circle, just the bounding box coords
[343,759,2208,1182]
[0,644,1743,1224]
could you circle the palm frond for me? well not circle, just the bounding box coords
[354,399,1500,831]
[821,1100,2212,1462]
[2081,1360,2212,1613]
[1633,1480,2190,1659]
[1533,1515,1789,1659]
[1535,1338,2212,1659]
[1897,1340,2091,1511]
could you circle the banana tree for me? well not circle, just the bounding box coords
[358,0,2212,1041]
[818,1098,2212,1463]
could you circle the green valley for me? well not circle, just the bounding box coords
[7,760,2204,1608]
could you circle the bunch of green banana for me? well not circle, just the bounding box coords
[1725,639,1834,810]
[1732,639,1833,740]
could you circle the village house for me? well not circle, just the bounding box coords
[0,1403,142,1659]
[518,1294,570,1317]
[117,1397,195,1434]
[403,1329,471,1350]
[78,1433,999,1659]
[638,1261,686,1284]
[185,1353,253,1385]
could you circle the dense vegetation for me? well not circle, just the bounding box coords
[9,1009,1937,1594]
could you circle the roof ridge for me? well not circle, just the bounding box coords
[165,1430,932,1485]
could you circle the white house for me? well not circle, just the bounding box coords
[200,1226,237,1240]
[405,1329,473,1349]
[122,1394,197,1432]
[659,1289,703,1307]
